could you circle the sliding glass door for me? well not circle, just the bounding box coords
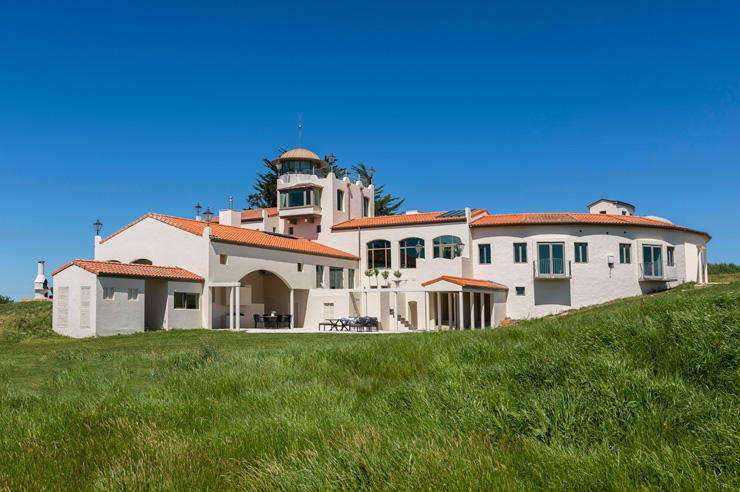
[642,245,663,277]
[538,243,565,275]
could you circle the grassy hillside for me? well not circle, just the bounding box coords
[0,282,737,490]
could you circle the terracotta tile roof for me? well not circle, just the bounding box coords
[470,213,710,238]
[102,213,358,260]
[332,209,488,230]
[240,207,278,222]
[421,275,508,290]
[53,259,203,281]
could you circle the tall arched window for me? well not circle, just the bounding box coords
[399,238,425,268]
[433,235,462,259]
[367,239,391,269]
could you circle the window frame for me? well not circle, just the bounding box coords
[515,286,525,296]
[103,287,115,300]
[433,235,462,259]
[478,243,492,264]
[174,292,199,310]
[667,246,675,267]
[367,239,392,269]
[348,269,355,289]
[362,197,370,217]
[574,242,589,263]
[513,242,528,263]
[315,265,324,288]
[329,267,344,289]
[399,237,425,269]
[127,288,139,301]
[336,189,344,211]
[619,243,631,264]
[642,244,663,277]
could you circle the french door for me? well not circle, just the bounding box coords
[538,243,565,275]
[642,245,663,277]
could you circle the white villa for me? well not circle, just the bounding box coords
[51,148,710,337]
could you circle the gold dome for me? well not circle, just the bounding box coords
[279,148,321,161]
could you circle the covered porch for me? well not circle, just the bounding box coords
[208,270,308,330]
[421,275,508,329]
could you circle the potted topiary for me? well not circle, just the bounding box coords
[373,268,380,288]
[381,270,390,288]
[393,270,402,287]
[365,269,375,289]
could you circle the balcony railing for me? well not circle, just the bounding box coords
[639,264,677,282]
[533,259,572,279]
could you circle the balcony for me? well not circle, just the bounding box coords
[279,204,322,218]
[533,259,572,280]
[639,264,678,282]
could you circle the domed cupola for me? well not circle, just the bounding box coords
[273,148,328,176]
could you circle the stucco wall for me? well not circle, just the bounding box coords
[52,266,97,338]
[95,217,208,277]
[471,224,708,319]
[96,276,145,336]
[323,221,472,289]
[167,280,203,329]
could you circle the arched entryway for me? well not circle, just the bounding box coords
[210,270,308,329]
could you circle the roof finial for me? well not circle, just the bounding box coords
[93,218,103,236]
[297,112,303,147]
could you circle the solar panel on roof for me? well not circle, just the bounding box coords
[438,210,466,218]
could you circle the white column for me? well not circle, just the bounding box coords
[435,292,442,329]
[479,292,485,329]
[229,286,235,330]
[289,289,295,328]
[469,292,475,329]
[457,292,464,330]
[235,284,241,330]
[447,293,453,329]
[489,293,495,328]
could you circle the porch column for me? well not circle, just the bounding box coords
[289,289,295,328]
[229,286,235,330]
[235,284,241,330]
[435,292,442,329]
[469,292,475,329]
[447,293,453,329]
[479,292,485,329]
[457,292,464,329]
[489,293,496,327]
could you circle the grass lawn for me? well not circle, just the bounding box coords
[0,280,738,489]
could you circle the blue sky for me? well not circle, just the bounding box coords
[1,1,738,299]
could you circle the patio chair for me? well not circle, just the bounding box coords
[279,314,292,328]
[253,314,262,328]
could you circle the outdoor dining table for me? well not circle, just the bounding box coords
[258,315,281,329]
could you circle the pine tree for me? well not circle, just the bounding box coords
[351,162,405,216]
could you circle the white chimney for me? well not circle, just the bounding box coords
[34,260,47,300]
[464,207,472,222]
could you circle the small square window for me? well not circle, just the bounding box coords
[103,287,114,300]
[297,263,303,272]
[289,227,294,235]
[219,254,227,265]
[127,288,139,301]
[515,286,525,296]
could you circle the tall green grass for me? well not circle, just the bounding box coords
[0,283,737,489]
